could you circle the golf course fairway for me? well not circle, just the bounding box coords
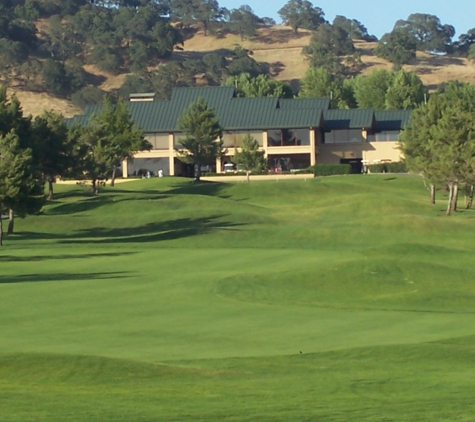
[1,175,474,421]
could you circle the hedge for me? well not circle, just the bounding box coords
[309,164,352,177]
[368,162,407,173]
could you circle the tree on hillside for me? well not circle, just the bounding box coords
[227,46,264,78]
[227,5,261,41]
[224,73,293,98]
[177,97,223,181]
[232,134,266,182]
[374,29,417,66]
[453,28,475,56]
[400,84,475,215]
[332,15,375,41]
[194,0,225,36]
[393,13,455,53]
[278,0,325,34]
[302,23,356,76]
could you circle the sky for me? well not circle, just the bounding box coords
[219,0,474,39]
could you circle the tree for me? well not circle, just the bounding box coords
[42,59,70,96]
[302,23,355,77]
[298,67,356,108]
[0,132,43,244]
[374,29,417,66]
[394,13,455,53]
[224,73,293,98]
[453,28,475,56]
[332,15,375,41]
[400,85,475,215]
[227,46,264,78]
[227,5,261,41]
[385,70,425,109]
[76,97,150,192]
[177,97,223,181]
[232,134,266,182]
[353,69,425,110]
[30,111,74,200]
[278,0,325,34]
[469,44,475,62]
[191,0,223,36]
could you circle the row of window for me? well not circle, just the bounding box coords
[145,129,401,150]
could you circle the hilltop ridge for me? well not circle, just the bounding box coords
[6,25,475,117]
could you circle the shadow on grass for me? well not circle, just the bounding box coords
[0,252,136,262]
[15,215,244,244]
[46,193,170,216]
[0,271,132,284]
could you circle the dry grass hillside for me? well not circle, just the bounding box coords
[9,25,475,117]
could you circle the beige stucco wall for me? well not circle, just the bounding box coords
[363,142,402,164]
[317,141,402,165]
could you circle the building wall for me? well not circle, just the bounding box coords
[316,129,402,165]
[124,129,402,176]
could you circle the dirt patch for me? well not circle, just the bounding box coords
[7,88,82,118]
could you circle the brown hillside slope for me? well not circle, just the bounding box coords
[10,25,475,117]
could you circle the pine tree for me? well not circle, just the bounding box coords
[0,132,43,245]
[177,97,223,181]
[232,134,267,182]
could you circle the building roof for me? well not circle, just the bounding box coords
[323,109,374,130]
[69,86,410,133]
[374,110,412,131]
[278,98,331,110]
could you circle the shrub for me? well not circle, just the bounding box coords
[368,162,407,173]
[309,164,351,177]
[71,86,106,109]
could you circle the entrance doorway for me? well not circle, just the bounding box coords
[340,158,363,174]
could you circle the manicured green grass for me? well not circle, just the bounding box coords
[1,175,475,421]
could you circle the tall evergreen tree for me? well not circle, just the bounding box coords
[0,132,43,244]
[177,97,223,181]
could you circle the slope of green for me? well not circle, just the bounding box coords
[1,175,475,420]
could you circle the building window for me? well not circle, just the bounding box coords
[145,133,169,149]
[367,131,400,142]
[267,129,310,147]
[324,129,364,144]
[222,131,263,148]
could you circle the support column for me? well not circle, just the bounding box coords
[169,133,175,176]
[262,130,268,158]
[310,128,316,166]
[216,156,222,173]
[122,159,129,178]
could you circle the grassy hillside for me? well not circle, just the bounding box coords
[1,175,475,420]
[8,25,475,118]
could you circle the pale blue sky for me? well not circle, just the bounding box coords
[220,0,474,39]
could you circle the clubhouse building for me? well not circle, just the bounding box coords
[70,86,411,177]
